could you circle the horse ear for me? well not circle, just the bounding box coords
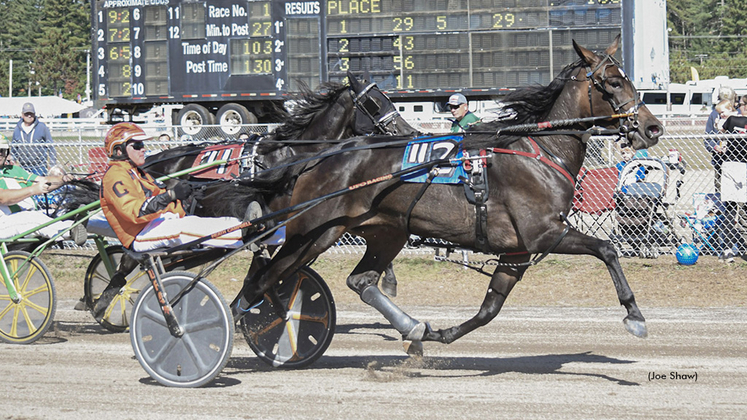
[604,34,621,57]
[572,39,598,66]
[347,70,360,88]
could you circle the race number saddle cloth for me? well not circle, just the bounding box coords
[188,135,262,180]
[401,136,491,252]
[191,143,245,179]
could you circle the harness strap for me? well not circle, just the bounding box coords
[404,167,438,234]
[249,136,263,180]
[490,137,575,185]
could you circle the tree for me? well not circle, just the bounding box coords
[668,0,747,83]
[35,0,90,99]
[0,0,44,97]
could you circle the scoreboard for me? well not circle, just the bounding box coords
[92,0,624,107]
[325,0,622,91]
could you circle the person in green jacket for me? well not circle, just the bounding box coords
[448,93,481,133]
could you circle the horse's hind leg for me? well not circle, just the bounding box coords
[425,256,529,344]
[345,231,426,340]
[551,228,647,338]
[380,263,397,297]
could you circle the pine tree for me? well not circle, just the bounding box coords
[0,0,44,96]
[34,0,90,98]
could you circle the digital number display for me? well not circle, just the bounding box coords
[326,0,622,92]
[230,38,273,75]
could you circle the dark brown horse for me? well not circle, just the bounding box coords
[231,36,663,350]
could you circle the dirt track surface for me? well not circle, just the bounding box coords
[2,300,746,419]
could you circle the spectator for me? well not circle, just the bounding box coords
[448,93,481,133]
[11,102,56,176]
[704,87,737,192]
[157,133,171,148]
[0,133,86,244]
[716,112,747,262]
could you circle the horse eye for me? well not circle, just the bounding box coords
[610,80,623,89]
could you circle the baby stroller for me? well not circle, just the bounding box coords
[678,193,724,256]
[610,157,683,258]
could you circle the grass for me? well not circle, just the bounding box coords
[41,248,746,309]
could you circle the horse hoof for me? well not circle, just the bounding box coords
[403,340,423,357]
[623,318,648,338]
[405,322,428,341]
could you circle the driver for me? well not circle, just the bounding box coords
[99,122,244,252]
[0,133,87,244]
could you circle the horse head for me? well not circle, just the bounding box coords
[571,35,663,151]
[347,71,419,136]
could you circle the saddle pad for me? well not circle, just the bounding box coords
[401,135,467,184]
[192,143,244,179]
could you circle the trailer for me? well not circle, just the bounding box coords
[91,0,667,136]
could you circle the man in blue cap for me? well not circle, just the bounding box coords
[448,93,481,133]
[11,102,56,176]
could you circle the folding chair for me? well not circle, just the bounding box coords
[88,147,108,182]
[570,166,619,238]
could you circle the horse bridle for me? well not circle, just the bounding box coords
[350,82,401,135]
[574,53,641,145]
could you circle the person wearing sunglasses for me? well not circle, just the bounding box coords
[0,133,86,244]
[100,122,244,253]
[447,93,481,133]
[11,102,56,177]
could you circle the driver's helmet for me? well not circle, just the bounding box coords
[104,122,151,160]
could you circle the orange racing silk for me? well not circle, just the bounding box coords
[100,160,185,248]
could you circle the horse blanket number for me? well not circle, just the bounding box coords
[191,143,244,179]
[401,136,467,184]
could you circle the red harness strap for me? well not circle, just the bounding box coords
[490,137,575,185]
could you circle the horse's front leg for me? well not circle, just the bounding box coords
[425,257,527,344]
[552,228,647,338]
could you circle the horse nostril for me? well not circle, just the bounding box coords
[646,124,663,139]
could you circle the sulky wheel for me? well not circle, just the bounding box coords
[130,272,233,388]
[84,245,149,333]
[239,266,336,369]
[0,251,56,344]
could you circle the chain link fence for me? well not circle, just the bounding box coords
[2,117,745,259]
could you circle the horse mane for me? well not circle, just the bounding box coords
[270,81,349,140]
[462,59,586,150]
[500,59,584,125]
